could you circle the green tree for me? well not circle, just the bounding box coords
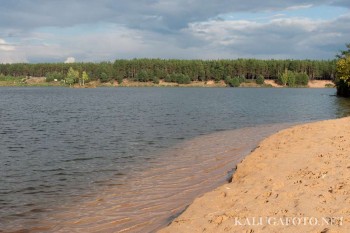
[287,72,296,87]
[82,71,89,86]
[278,71,289,86]
[65,67,79,86]
[336,52,350,97]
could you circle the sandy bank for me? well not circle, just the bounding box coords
[308,80,335,88]
[264,79,335,88]
[159,117,350,233]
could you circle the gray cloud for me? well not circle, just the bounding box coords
[185,14,350,59]
[0,0,349,62]
[0,0,343,32]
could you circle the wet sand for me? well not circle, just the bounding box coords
[159,117,350,233]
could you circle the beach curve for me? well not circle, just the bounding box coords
[159,117,350,233]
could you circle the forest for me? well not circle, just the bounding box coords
[0,59,336,84]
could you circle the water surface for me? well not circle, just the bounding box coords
[0,87,349,232]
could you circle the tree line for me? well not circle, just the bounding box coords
[0,59,336,84]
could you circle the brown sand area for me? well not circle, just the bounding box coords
[264,79,334,88]
[159,117,350,233]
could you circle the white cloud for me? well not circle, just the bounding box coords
[286,4,313,11]
[0,38,15,51]
[64,57,76,63]
[184,14,350,59]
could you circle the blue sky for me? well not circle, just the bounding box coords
[0,0,349,63]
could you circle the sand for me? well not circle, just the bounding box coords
[308,80,335,88]
[264,79,335,88]
[264,79,283,87]
[159,117,350,233]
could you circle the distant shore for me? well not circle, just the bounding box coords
[159,117,350,233]
[0,77,335,88]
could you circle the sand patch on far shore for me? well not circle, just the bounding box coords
[308,80,335,88]
[265,79,283,87]
[159,117,350,233]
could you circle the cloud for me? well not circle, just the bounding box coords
[0,38,15,51]
[64,57,76,63]
[0,0,343,32]
[0,0,349,62]
[286,4,313,11]
[185,14,350,59]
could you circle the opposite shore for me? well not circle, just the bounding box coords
[159,117,350,233]
[0,77,335,88]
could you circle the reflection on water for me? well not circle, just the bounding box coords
[0,87,350,232]
[335,96,350,118]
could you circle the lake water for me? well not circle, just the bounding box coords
[0,87,349,232]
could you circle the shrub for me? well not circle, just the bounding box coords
[287,72,296,87]
[238,76,246,84]
[164,73,190,84]
[225,76,240,87]
[278,72,289,86]
[164,74,172,82]
[135,70,150,82]
[278,70,308,87]
[176,74,191,84]
[295,73,309,86]
[46,72,65,82]
[152,76,160,84]
[116,75,123,84]
[256,75,265,85]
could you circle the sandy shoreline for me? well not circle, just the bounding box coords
[159,117,350,233]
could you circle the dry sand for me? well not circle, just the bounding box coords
[264,79,283,87]
[308,80,335,88]
[264,79,335,88]
[159,117,350,233]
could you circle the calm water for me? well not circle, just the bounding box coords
[0,87,349,232]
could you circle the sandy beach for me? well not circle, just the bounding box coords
[159,117,350,233]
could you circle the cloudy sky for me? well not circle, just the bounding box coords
[0,0,349,63]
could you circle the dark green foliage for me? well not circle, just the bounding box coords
[0,59,336,85]
[135,70,150,82]
[100,72,109,83]
[45,71,65,82]
[256,75,265,85]
[287,72,296,87]
[116,75,123,84]
[225,76,240,87]
[295,73,309,86]
[238,76,246,83]
[165,73,191,84]
[336,79,350,97]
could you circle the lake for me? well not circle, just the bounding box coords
[1,87,349,232]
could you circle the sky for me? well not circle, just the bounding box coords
[0,0,349,63]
